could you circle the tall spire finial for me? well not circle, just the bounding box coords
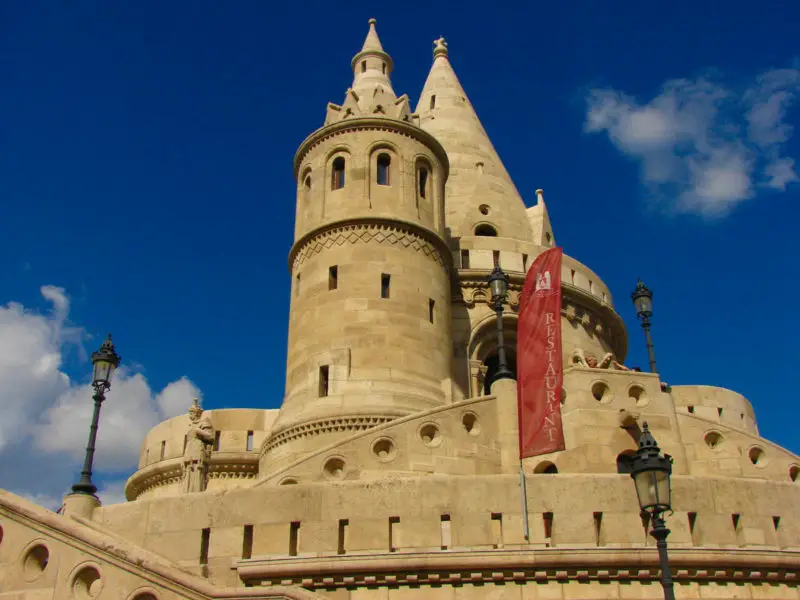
[360,18,384,53]
[433,36,448,59]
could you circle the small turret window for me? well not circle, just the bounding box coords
[475,224,497,236]
[361,61,367,73]
[303,173,311,201]
[382,62,386,74]
[430,95,436,110]
[377,153,391,186]
[418,167,429,199]
[332,157,346,190]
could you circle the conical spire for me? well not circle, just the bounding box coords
[416,38,532,242]
[360,18,385,53]
[349,18,396,107]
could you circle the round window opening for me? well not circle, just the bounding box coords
[462,412,481,436]
[628,385,648,407]
[133,594,158,600]
[790,465,799,482]
[419,423,442,447]
[72,565,102,599]
[591,381,611,404]
[323,457,346,480]
[478,204,490,215]
[704,431,723,449]
[372,438,396,462]
[748,446,767,466]
[279,478,298,485]
[23,544,49,578]
[474,224,497,237]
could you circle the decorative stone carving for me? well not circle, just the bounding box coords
[571,348,631,371]
[182,398,215,493]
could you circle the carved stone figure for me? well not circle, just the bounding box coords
[571,348,632,371]
[182,398,215,493]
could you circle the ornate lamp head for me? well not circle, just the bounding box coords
[92,334,121,390]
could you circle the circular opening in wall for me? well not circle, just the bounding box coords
[323,457,346,480]
[748,446,767,467]
[628,385,648,407]
[478,204,490,215]
[132,594,158,600]
[419,423,442,447]
[23,544,49,578]
[704,431,724,449]
[372,438,396,462]
[462,412,481,436]
[591,381,611,404]
[790,465,799,482]
[72,566,102,599]
[474,224,497,237]
[279,478,298,485]
[534,461,558,474]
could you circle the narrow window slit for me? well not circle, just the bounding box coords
[246,430,254,452]
[337,519,349,555]
[200,528,210,565]
[329,266,338,290]
[319,365,330,398]
[242,524,253,559]
[429,299,435,324]
[389,516,400,552]
[381,273,391,299]
[289,522,300,556]
[491,513,503,549]
[213,432,221,451]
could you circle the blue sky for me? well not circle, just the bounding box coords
[1,1,798,503]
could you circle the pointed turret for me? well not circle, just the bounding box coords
[325,19,414,124]
[416,37,532,242]
[527,189,556,249]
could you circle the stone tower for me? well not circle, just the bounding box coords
[264,20,453,470]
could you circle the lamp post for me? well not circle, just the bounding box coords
[487,264,513,383]
[630,422,675,600]
[631,279,657,373]
[71,334,121,496]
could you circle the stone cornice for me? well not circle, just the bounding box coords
[287,218,453,274]
[125,453,260,501]
[236,547,800,590]
[293,117,450,179]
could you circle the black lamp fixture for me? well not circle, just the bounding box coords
[630,423,675,600]
[631,279,658,373]
[71,334,121,496]
[487,264,513,383]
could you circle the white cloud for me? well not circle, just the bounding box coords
[0,286,201,506]
[585,65,800,216]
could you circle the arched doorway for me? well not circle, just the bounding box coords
[482,350,518,395]
[468,313,518,397]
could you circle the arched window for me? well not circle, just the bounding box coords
[361,61,367,73]
[382,62,386,74]
[417,166,429,199]
[331,157,345,190]
[302,171,311,201]
[376,153,391,186]
[475,224,497,236]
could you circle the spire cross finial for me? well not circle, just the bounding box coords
[433,36,448,58]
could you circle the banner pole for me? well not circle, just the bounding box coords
[519,463,530,541]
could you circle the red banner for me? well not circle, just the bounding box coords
[517,247,565,458]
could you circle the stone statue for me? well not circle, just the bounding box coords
[571,348,632,371]
[182,398,215,493]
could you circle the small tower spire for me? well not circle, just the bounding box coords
[350,18,396,105]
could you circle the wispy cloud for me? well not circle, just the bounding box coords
[584,64,800,217]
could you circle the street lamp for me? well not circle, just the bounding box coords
[487,264,513,383]
[71,334,121,496]
[630,422,675,600]
[631,279,658,373]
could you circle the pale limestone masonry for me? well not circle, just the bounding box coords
[1,19,799,600]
